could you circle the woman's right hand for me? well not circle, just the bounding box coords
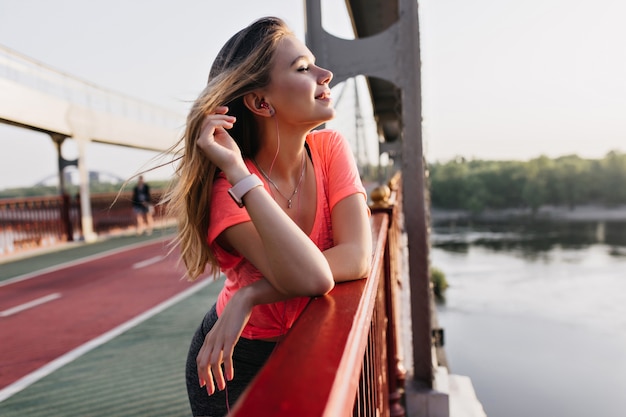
[196,288,254,395]
[196,106,249,183]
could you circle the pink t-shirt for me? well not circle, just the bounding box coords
[207,129,367,340]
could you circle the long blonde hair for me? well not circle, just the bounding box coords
[164,17,292,280]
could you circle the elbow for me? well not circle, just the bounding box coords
[306,270,335,296]
[358,259,371,280]
[354,244,373,279]
[353,244,372,279]
[349,257,370,282]
[287,278,334,297]
[316,274,335,295]
[277,267,334,297]
[304,257,335,296]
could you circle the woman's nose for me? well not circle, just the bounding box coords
[318,67,333,85]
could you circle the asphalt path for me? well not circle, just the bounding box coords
[0,235,211,395]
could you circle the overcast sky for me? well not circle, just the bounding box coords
[1,0,625,189]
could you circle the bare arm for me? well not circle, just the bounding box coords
[199,193,371,394]
[219,192,370,292]
[196,108,334,297]
[230,185,334,295]
[200,193,371,394]
[197,278,288,394]
[323,193,372,282]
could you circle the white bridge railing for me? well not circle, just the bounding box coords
[0,44,182,129]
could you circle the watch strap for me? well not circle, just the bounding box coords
[228,174,263,208]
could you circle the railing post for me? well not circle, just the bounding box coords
[60,193,74,242]
[370,173,406,417]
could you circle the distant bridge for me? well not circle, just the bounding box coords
[34,170,127,187]
[0,44,184,240]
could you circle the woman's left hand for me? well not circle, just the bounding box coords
[196,106,249,184]
[196,290,253,395]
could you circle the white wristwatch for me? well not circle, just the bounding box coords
[228,174,263,208]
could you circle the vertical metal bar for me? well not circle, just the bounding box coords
[397,0,433,388]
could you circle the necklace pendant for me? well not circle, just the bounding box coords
[287,199,292,209]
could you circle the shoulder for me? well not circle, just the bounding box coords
[306,129,343,146]
[306,129,348,158]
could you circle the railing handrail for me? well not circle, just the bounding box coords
[0,195,64,205]
[229,212,390,417]
[0,43,183,127]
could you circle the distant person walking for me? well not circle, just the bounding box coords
[131,175,153,235]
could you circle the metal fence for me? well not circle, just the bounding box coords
[0,191,170,256]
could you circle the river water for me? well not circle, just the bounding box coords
[431,220,626,417]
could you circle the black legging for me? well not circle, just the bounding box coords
[185,304,276,417]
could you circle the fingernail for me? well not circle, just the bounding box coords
[199,378,206,387]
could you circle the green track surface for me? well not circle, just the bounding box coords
[0,229,222,417]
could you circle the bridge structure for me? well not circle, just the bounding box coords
[305,1,485,415]
[0,44,184,242]
[0,1,486,414]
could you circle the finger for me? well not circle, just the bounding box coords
[223,341,235,382]
[205,369,215,396]
[196,344,213,392]
[210,350,226,391]
[197,360,215,395]
[214,106,229,114]
[200,115,236,134]
[212,363,226,392]
[197,363,210,391]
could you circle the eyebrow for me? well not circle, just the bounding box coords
[290,55,314,67]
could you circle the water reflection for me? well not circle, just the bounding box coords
[432,220,626,260]
[430,219,626,417]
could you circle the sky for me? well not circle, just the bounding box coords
[1,0,625,189]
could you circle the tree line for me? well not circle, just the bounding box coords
[0,180,171,199]
[3,151,626,213]
[428,151,626,213]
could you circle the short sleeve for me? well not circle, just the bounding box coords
[312,130,367,211]
[206,173,256,271]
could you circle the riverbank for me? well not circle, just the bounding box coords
[431,204,626,223]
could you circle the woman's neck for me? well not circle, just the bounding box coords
[255,121,308,180]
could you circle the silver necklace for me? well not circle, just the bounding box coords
[255,152,306,209]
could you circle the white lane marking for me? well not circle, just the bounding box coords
[0,278,214,402]
[0,293,62,317]
[0,234,173,288]
[132,255,165,269]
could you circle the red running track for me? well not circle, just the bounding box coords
[0,239,209,390]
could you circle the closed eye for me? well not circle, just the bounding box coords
[297,66,310,72]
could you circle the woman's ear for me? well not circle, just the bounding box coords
[243,93,274,117]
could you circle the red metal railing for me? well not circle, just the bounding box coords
[0,195,72,254]
[0,191,170,256]
[88,191,168,234]
[229,176,406,417]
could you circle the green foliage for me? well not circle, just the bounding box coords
[429,151,626,211]
[430,266,448,299]
[0,180,172,199]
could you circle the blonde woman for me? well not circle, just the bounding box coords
[166,17,371,416]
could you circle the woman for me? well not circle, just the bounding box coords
[165,17,372,416]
